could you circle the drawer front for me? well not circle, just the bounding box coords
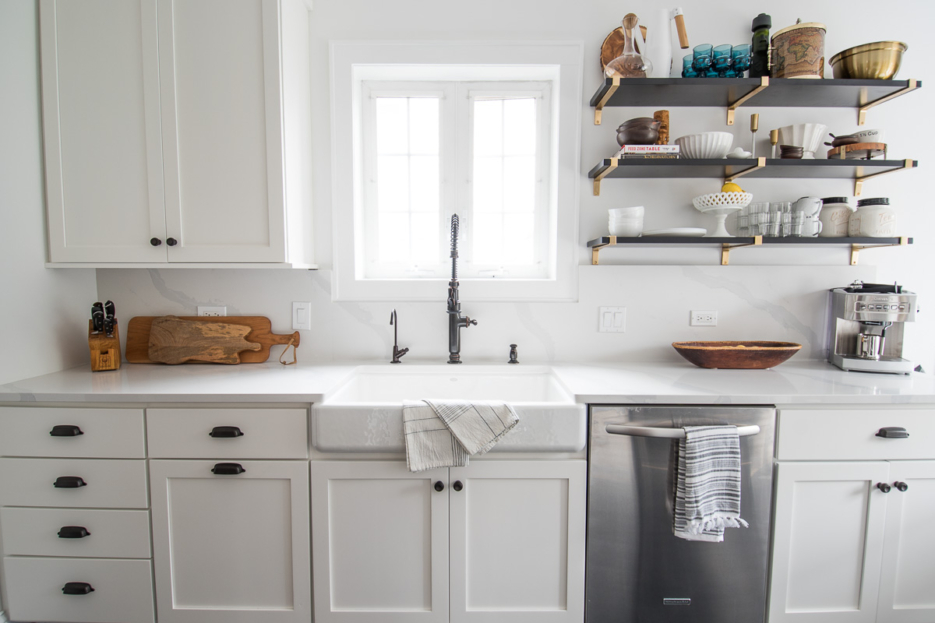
[1,507,151,558]
[0,407,145,458]
[0,458,149,508]
[3,556,154,623]
[777,408,935,461]
[147,408,309,459]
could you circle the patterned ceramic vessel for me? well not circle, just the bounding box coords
[770,22,826,79]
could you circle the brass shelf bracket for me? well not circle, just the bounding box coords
[850,236,909,266]
[854,159,915,196]
[594,77,620,125]
[592,159,619,196]
[727,77,769,125]
[591,236,617,265]
[725,157,767,183]
[721,236,762,265]
[858,79,918,126]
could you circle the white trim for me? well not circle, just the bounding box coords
[331,41,582,302]
[0,609,7,623]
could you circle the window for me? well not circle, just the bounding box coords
[332,42,582,301]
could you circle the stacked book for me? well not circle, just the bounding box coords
[613,145,680,159]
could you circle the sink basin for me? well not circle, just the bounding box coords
[312,365,586,453]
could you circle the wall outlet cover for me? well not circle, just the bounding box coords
[197,306,226,317]
[690,310,718,326]
[599,307,626,333]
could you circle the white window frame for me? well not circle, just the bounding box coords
[331,41,582,301]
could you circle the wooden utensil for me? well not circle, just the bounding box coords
[126,316,299,364]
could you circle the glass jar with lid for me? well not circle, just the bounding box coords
[819,197,853,237]
[848,197,896,237]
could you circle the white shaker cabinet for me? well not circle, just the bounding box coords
[40,0,314,266]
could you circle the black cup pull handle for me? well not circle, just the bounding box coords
[54,476,87,488]
[876,427,910,439]
[453,480,464,492]
[58,526,91,539]
[211,463,246,475]
[894,481,909,492]
[62,582,95,595]
[209,426,244,438]
[50,425,84,437]
[434,481,445,492]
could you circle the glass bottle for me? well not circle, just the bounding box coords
[605,14,654,79]
[749,13,771,78]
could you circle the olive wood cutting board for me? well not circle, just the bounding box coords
[126,316,299,364]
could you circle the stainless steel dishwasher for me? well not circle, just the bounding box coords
[586,405,776,623]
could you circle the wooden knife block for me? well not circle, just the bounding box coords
[88,320,121,372]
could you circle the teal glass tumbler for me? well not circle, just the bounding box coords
[713,44,733,72]
[692,44,713,71]
[732,44,751,75]
[681,54,698,77]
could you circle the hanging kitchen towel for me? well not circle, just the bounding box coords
[673,425,749,542]
[403,400,470,472]
[422,399,520,456]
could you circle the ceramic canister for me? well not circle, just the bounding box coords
[848,197,896,237]
[770,22,826,79]
[819,197,853,237]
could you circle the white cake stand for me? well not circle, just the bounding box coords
[692,192,754,237]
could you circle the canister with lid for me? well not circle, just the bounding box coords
[819,197,853,237]
[848,197,896,237]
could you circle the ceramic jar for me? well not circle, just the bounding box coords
[770,22,826,79]
[848,197,896,237]
[819,197,853,237]
[616,118,661,146]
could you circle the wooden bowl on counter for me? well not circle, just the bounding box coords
[672,341,802,369]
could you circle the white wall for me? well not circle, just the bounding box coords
[0,1,97,387]
[94,0,934,369]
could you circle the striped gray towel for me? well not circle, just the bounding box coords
[403,400,519,472]
[673,425,749,542]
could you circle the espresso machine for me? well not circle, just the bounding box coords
[828,281,918,374]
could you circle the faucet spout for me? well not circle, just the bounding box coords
[446,215,476,364]
[390,309,408,363]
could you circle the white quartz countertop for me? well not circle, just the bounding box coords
[1,360,934,405]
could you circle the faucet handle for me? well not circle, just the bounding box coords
[466,317,477,326]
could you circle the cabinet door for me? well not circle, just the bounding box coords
[769,461,890,623]
[156,0,286,262]
[876,461,935,623]
[150,460,310,623]
[449,460,586,623]
[40,0,167,263]
[311,461,449,623]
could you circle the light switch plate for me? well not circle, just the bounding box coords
[599,307,626,333]
[292,302,312,330]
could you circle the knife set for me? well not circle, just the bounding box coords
[88,300,120,371]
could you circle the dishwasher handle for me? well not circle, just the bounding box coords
[605,424,761,438]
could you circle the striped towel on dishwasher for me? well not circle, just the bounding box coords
[673,425,749,542]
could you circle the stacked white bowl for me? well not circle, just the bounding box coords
[608,206,644,236]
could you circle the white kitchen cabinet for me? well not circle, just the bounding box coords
[311,460,586,623]
[40,0,314,266]
[149,459,311,623]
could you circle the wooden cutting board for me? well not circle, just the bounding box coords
[126,316,299,364]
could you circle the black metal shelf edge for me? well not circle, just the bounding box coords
[589,77,922,109]
[588,159,918,180]
[587,236,913,247]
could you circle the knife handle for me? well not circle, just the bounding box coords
[104,301,115,319]
[91,310,105,334]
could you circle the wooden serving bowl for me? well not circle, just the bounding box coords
[672,341,802,369]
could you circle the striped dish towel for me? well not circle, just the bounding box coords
[673,425,749,542]
[403,400,519,472]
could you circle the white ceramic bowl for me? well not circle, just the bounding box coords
[674,132,733,159]
[692,192,754,213]
[853,128,884,143]
[608,206,645,218]
[609,221,643,236]
[778,123,828,156]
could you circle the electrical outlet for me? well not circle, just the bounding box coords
[690,310,718,327]
[293,302,312,330]
[599,307,626,333]
[197,306,226,317]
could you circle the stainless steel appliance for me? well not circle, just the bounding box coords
[586,405,776,623]
[828,281,917,374]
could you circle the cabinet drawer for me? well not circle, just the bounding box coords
[0,458,148,508]
[147,408,308,459]
[777,408,935,461]
[1,507,151,558]
[0,407,145,458]
[3,556,154,623]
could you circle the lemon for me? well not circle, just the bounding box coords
[721,182,744,193]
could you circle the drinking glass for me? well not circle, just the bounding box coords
[692,44,713,71]
[713,44,733,72]
[732,44,751,75]
[681,54,698,78]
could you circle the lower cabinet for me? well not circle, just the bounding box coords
[310,460,586,623]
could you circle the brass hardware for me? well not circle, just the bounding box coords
[594,77,620,125]
[727,77,769,125]
[858,79,918,125]
[854,159,914,196]
[591,236,617,265]
[850,237,909,266]
[725,157,767,183]
[592,159,619,196]
[721,236,762,266]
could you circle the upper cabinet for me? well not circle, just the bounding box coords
[40,0,315,268]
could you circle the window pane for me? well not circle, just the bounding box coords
[473,212,503,265]
[410,213,439,263]
[377,155,409,212]
[503,213,534,265]
[502,156,535,213]
[378,213,409,263]
[409,98,439,155]
[503,98,537,156]
[376,98,408,155]
[409,155,439,213]
[473,156,503,214]
[473,100,502,156]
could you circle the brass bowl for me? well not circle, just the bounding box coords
[672,341,802,369]
[830,41,907,80]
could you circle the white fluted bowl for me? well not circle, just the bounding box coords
[778,123,829,158]
[674,132,733,159]
[692,192,753,237]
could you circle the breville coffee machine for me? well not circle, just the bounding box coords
[828,281,918,374]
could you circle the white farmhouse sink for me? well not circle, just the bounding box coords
[312,365,586,453]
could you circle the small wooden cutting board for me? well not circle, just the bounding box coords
[126,316,299,364]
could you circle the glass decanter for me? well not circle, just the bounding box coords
[605,13,654,79]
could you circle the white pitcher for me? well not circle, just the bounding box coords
[643,7,690,78]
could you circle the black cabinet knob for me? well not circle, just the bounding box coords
[166,237,178,246]
[54,476,87,488]
[876,427,909,439]
[50,425,83,437]
[434,481,445,492]
[453,480,464,492]
[62,582,95,595]
[209,426,244,438]
[894,481,909,492]
[211,463,246,475]
[58,526,91,539]
[150,238,162,246]
[877,482,892,493]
